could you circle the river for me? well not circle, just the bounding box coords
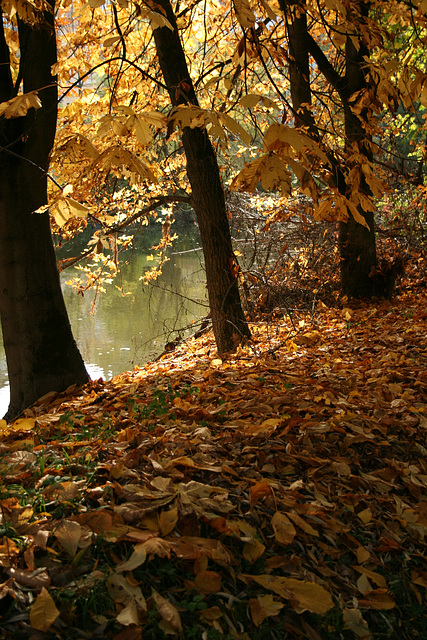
[0,247,208,418]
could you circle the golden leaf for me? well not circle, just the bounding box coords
[159,505,178,536]
[243,538,266,563]
[271,512,296,545]
[0,90,41,119]
[234,0,256,29]
[242,574,334,614]
[29,588,60,632]
[116,544,147,572]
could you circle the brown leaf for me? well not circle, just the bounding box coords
[271,512,296,545]
[194,570,222,595]
[152,590,182,634]
[249,480,271,508]
[54,520,82,557]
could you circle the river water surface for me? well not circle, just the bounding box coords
[0,248,207,418]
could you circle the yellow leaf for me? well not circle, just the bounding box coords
[50,196,89,227]
[133,116,154,146]
[343,607,372,639]
[159,505,178,536]
[199,606,223,621]
[116,543,147,572]
[357,573,373,595]
[250,593,284,625]
[152,590,182,633]
[239,94,261,108]
[234,0,256,29]
[357,546,371,564]
[242,574,334,614]
[271,512,296,545]
[353,566,388,589]
[9,417,35,431]
[0,419,7,430]
[29,587,59,632]
[357,508,373,524]
[259,0,280,20]
[358,589,396,610]
[243,538,266,563]
[0,90,41,119]
[249,597,266,626]
[103,35,121,47]
[263,123,330,165]
[116,600,140,626]
[88,0,105,6]
[218,111,251,145]
[148,10,174,31]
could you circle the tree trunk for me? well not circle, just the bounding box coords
[0,4,89,421]
[152,0,250,354]
[281,0,316,133]
[339,7,377,298]
[285,0,378,297]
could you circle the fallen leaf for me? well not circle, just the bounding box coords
[271,511,296,545]
[242,574,334,614]
[194,570,222,594]
[29,587,60,632]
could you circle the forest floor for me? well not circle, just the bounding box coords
[0,258,426,640]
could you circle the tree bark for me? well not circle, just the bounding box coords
[339,9,377,298]
[0,4,89,421]
[283,0,378,297]
[152,0,250,354]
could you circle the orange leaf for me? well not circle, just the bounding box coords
[194,570,222,595]
[249,480,271,508]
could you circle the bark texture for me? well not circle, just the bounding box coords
[0,5,89,421]
[339,9,377,298]
[282,0,378,298]
[153,0,250,353]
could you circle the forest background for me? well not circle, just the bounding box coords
[0,0,426,638]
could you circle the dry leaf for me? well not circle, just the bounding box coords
[29,587,60,632]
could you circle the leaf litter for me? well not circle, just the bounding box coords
[0,285,426,639]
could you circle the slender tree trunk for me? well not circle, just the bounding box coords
[0,4,89,421]
[282,0,316,133]
[339,11,377,298]
[152,0,250,354]
[283,0,377,297]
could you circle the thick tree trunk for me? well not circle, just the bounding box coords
[0,5,89,421]
[153,0,250,354]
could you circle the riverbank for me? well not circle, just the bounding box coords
[0,282,426,638]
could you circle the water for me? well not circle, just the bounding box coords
[0,248,208,418]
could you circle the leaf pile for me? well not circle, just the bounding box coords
[0,287,426,639]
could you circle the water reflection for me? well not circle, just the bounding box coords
[0,249,207,417]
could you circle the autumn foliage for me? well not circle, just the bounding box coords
[0,268,426,637]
